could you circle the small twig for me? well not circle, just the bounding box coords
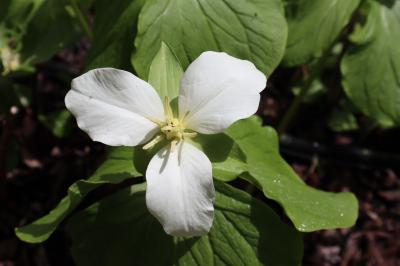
[277,65,314,135]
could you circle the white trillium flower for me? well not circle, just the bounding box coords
[65,51,266,236]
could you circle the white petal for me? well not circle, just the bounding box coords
[146,141,214,236]
[65,68,165,146]
[179,51,267,134]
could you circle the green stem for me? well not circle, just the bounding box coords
[69,0,93,40]
[278,69,315,135]
[277,51,331,135]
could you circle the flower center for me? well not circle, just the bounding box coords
[143,96,196,150]
[161,117,185,140]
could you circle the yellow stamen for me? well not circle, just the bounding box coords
[147,117,163,126]
[163,96,173,119]
[183,132,197,138]
[143,134,164,150]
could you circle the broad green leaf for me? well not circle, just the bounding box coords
[86,0,146,69]
[283,0,360,66]
[148,42,183,102]
[15,147,141,243]
[194,134,248,182]
[132,0,287,78]
[67,181,303,266]
[341,0,400,127]
[226,117,358,232]
[211,144,247,182]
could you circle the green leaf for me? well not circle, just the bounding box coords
[0,0,43,73]
[328,109,358,132]
[283,0,360,66]
[328,102,359,132]
[0,0,44,39]
[38,109,73,138]
[19,0,83,65]
[292,79,327,104]
[212,144,248,182]
[193,134,247,182]
[15,147,141,243]
[1,0,88,74]
[86,0,146,70]
[341,0,400,127]
[132,0,287,78]
[148,42,183,102]
[226,117,359,232]
[67,181,303,266]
